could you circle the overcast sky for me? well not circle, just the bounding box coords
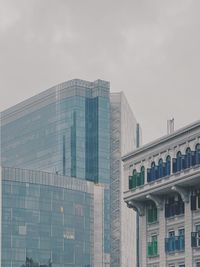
[0,0,199,144]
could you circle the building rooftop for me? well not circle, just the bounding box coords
[122,120,200,161]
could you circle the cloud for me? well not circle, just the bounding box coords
[0,0,20,32]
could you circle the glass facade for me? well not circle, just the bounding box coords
[1,79,140,266]
[1,79,111,263]
[1,167,98,267]
[1,79,110,183]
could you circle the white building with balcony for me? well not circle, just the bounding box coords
[123,120,200,267]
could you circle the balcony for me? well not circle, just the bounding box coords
[165,200,184,218]
[129,170,144,190]
[124,167,200,205]
[191,232,200,248]
[147,240,158,257]
[165,236,185,253]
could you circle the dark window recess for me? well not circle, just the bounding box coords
[147,168,151,182]
[158,159,164,178]
[155,166,158,180]
[185,148,192,168]
[192,151,196,166]
[191,232,197,247]
[181,155,186,170]
[173,158,177,173]
[140,167,145,185]
[163,162,166,176]
[166,156,171,176]
[196,144,200,164]
[176,152,182,172]
[165,196,184,218]
[129,176,133,189]
[191,192,200,211]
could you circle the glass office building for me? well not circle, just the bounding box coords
[1,79,140,266]
[1,166,106,267]
[1,79,110,183]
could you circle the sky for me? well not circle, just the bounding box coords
[0,0,199,144]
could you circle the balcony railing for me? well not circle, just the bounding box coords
[165,236,185,253]
[165,201,184,218]
[191,232,200,248]
[129,172,144,190]
[147,240,158,257]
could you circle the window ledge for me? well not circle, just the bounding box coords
[192,209,200,214]
[147,254,159,258]
[193,164,200,169]
[147,221,159,226]
[130,184,145,191]
[166,214,185,221]
[166,250,185,255]
[193,246,200,250]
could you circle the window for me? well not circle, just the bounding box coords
[191,190,200,211]
[185,147,192,168]
[147,235,158,256]
[147,202,158,224]
[151,162,156,181]
[64,228,75,240]
[178,228,185,251]
[197,262,200,267]
[74,204,83,216]
[129,169,137,189]
[177,151,182,172]
[158,159,164,178]
[196,144,200,164]
[169,230,175,237]
[19,225,26,235]
[166,155,171,176]
[140,166,145,185]
[178,228,185,236]
[165,229,185,253]
[129,168,145,189]
[196,224,200,247]
[165,195,184,218]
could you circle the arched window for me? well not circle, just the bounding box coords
[158,159,163,178]
[132,169,137,188]
[140,166,145,185]
[185,147,192,168]
[151,162,156,181]
[166,155,171,176]
[195,144,200,164]
[177,151,182,172]
[129,169,137,189]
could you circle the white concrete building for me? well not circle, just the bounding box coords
[123,120,200,267]
[110,92,142,267]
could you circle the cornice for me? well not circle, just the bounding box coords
[122,120,200,162]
